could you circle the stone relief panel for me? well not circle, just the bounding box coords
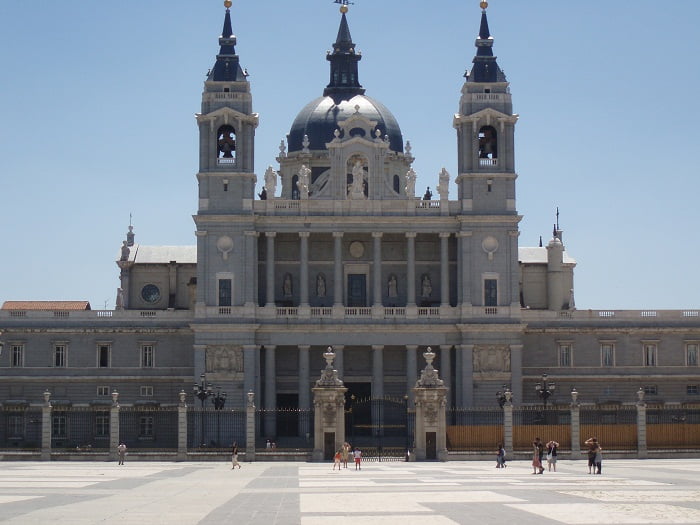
[205,345,244,380]
[473,345,511,376]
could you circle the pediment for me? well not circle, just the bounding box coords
[195,107,259,126]
[454,107,518,127]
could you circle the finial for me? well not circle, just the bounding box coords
[335,0,353,14]
[480,1,488,10]
[224,0,232,9]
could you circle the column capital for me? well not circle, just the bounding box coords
[439,232,452,239]
[405,345,419,351]
[263,344,277,351]
[299,231,311,238]
[456,231,473,238]
[298,344,311,351]
[372,344,385,351]
[244,231,259,237]
[372,232,384,239]
[405,232,417,239]
[508,230,520,238]
[195,230,208,237]
[332,232,344,238]
[265,231,277,238]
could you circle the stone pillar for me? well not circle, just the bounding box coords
[372,233,383,312]
[333,232,344,313]
[244,231,259,310]
[440,345,452,406]
[457,232,472,310]
[242,345,258,408]
[265,232,276,307]
[439,233,450,308]
[636,388,648,459]
[413,347,448,461]
[570,388,580,460]
[334,345,345,378]
[298,345,311,409]
[510,344,523,407]
[406,232,417,312]
[406,345,418,406]
[246,391,256,462]
[41,390,52,461]
[264,345,277,439]
[458,344,474,407]
[502,390,513,456]
[177,390,188,461]
[109,390,120,462]
[299,232,310,309]
[312,347,348,462]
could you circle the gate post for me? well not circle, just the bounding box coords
[109,391,120,462]
[177,390,188,461]
[503,390,513,456]
[413,347,448,461]
[41,390,52,461]
[636,388,647,459]
[311,347,347,462]
[570,388,580,459]
[246,391,256,462]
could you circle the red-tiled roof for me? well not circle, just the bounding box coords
[1,301,91,311]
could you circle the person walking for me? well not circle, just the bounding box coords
[496,443,506,468]
[353,448,362,470]
[231,442,241,469]
[546,440,559,472]
[585,437,599,474]
[594,441,603,474]
[117,442,127,465]
[342,442,351,469]
[532,437,544,474]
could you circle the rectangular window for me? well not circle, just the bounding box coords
[139,416,154,438]
[8,415,24,439]
[484,279,498,307]
[52,415,67,438]
[558,343,572,367]
[687,343,699,366]
[97,386,110,397]
[140,386,154,397]
[141,345,154,368]
[95,414,110,437]
[687,385,699,395]
[643,385,658,395]
[644,344,657,366]
[218,279,232,307]
[11,345,24,367]
[601,343,615,367]
[98,345,110,368]
[54,345,66,368]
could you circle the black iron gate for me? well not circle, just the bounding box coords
[345,396,413,460]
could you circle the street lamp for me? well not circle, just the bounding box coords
[535,373,555,409]
[212,387,227,410]
[193,373,213,447]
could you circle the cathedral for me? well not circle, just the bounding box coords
[1,1,699,445]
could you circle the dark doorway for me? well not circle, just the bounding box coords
[276,393,298,437]
[426,432,437,460]
[324,432,335,460]
[347,274,367,307]
[345,383,372,439]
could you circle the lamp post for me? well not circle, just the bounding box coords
[211,387,227,447]
[535,373,555,409]
[193,374,213,447]
[496,384,512,408]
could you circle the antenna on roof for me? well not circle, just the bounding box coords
[556,206,560,231]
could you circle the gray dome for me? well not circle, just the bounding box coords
[287,94,404,154]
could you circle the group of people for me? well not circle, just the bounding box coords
[530,437,559,473]
[333,442,362,470]
[585,436,603,474]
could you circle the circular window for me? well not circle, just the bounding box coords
[141,284,161,304]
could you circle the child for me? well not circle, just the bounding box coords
[333,450,342,471]
[353,448,362,470]
[496,443,506,468]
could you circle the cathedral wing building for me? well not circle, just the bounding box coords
[1,2,699,446]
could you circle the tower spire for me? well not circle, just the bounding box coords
[208,1,247,82]
[467,1,506,83]
[324,1,365,101]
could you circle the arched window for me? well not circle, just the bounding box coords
[217,125,236,159]
[393,175,400,194]
[478,125,497,159]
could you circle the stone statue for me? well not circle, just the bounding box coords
[350,161,365,199]
[423,187,432,201]
[283,274,293,297]
[388,275,398,298]
[115,288,124,310]
[258,188,267,200]
[421,274,432,298]
[120,241,130,261]
[264,165,277,197]
[437,167,450,200]
[316,274,326,298]
[405,168,416,197]
[298,164,310,199]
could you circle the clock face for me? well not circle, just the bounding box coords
[141,284,161,304]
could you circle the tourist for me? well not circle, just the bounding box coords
[532,437,544,474]
[231,442,241,469]
[353,448,362,470]
[342,442,351,469]
[546,440,559,472]
[585,437,599,474]
[333,450,342,471]
[496,443,506,468]
[117,442,127,465]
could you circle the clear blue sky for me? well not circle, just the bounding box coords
[1,1,698,310]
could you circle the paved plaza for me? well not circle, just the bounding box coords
[1,458,699,524]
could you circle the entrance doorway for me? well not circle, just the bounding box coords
[347,274,367,307]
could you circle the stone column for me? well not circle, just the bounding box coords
[333,232,344,314]
[265,232,276,307]
[458,344,474,407]
[510,344,523,407]
[246,391,256,462]
[41,390,52,461]
[413,347,448,461]
[372,233,383,313]
[440,345,452,406]
[406,345,418,406]
[177,390,188,461]
[264,345,277,439]
[636,388,648,459]
[109,390,120,462]
[242,345,258,408]
[406,232,417,309]
[244,231,259,310]
[298,345,311,410]
[299,232,310,310]
[457,231,472,311]
[333,345,345,378]
[312,347,347,462]
[440,233,450,308]
[570,388,580,460]
[502,390,513,456]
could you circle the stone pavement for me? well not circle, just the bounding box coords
[1,459,700,524]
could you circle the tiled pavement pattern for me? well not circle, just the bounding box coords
[0,459,699,524]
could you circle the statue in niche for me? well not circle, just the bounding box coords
[388,274,398,298]
[283,273,293,297]
[421,274,433,298]
[316,274,326,298]
[350,160,365,198]
[405,168,416,197]
[264,165,277,196]
[298,164,310,199]
[115,288,124,310]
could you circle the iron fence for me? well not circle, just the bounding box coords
[513,406,571,451]
[119,406,178,451]
[187,409,246,450]
[646,406,700,449]
[50,406,111,451]
[446,407,503,451]
[0,406,43,450]
[255,408,314,449]
[579,405,637,450]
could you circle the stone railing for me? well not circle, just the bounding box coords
[247,198,459,216]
